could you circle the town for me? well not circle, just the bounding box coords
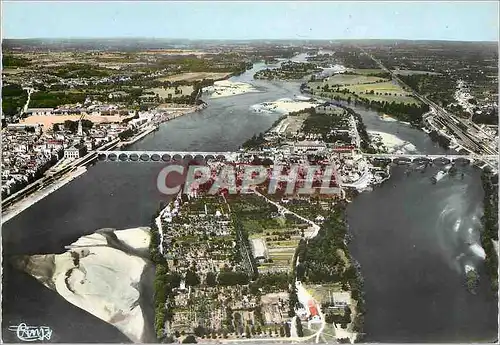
[2,31,498,345]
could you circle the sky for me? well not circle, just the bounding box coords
[2,1,499,41]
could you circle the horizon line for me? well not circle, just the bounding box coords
[3,37,498,43]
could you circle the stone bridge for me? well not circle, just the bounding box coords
[96,151,241,162]
[362,153,498,166]
[95,150,498,169]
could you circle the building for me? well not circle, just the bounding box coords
[64,144,87,160]
[332,145,356,158]
[25,108,54,116]
[108,91,129,99]
[6,123,42,134]
[292,141,327,155]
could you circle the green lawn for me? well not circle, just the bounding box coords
[324,74,387,86]
[351,68,384,75]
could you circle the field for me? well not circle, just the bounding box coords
[20,114,134,131]
[146,85,195,99]
[322,74,386,86]
[305,283,350,304]
[392,69,441,76]
[351,68,384,75]
[157,72,231,83]
[272,112,309,136]
[309,75,419,105]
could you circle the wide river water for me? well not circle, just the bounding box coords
[2,60,498,343]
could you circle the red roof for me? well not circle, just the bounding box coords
[308,301,318,317]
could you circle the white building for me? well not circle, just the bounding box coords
[25,108,54,116]
[292,141,326,155]
[64,145,87,160]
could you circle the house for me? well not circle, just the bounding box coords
[108,91,129,99]
[64,144,87,160]
[333,145,355,158]
[307,300,319,317]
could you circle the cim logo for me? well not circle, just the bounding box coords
[8,323,53,342]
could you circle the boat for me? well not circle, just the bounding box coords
[431,170,447,184]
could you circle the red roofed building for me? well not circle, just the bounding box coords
[308,300,319,317]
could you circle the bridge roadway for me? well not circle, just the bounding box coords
[97,150,498,165]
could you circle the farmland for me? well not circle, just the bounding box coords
[156,72,232,83]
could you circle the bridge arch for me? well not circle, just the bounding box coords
[140,153,150,161]
[173,154,183,161]
[393,157,411,165]
[129,153,139,161]
[108,153,117,161]
[183,154,194,161]
[433,157,451,165]
[205,154,215,161]
[454,157,470,166]
[162,154,171,162]
[413,157,431,165]
[151,154,161,162]
[119,153,129,162]
[194,154,205,163]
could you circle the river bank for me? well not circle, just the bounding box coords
[1,166,88,225]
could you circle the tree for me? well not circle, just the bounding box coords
[245,325,251,338]
[205,271,217,287]
[295,317,303,337]
[185,269,200,286]
[284,322,291,337]
[182,335,197,343]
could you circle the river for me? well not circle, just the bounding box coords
[2,61,497,343]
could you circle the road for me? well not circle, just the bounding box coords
[1,138,119,212]
[354,45,498,158]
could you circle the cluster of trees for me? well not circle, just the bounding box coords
[353,97,429,125]
[480,171,499,292]
[331,50,379,69]
[50,63,112,79]
[473,107,498,126]
[53,119,93,133]
[232,215,258,279]
[154,263,180,340]
[324,306,352,328]
[217,271,250,286]
[242,133,266,149]
[2,83,28,117]
[118,128,136,140]
[2,54,31,67]
[30,91,87,108]
[428,130,451,149]
[301,108,352,144]
[294,203,365,333]
[399,74,456,108]
[149,209,174,340]
[252,272,291,293]
[159,56,250,75]
[254,61,320,80]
